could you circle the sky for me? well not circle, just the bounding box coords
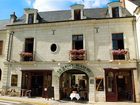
[0,0,119,20]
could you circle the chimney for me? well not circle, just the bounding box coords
[10,12,17,23]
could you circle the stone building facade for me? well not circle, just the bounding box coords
[0,1,139,103]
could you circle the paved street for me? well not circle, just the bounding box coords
[0,100,32,105]
[0,96,140,105]
[47,100,140,105]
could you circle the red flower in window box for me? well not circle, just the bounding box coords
[70,49,78,55]
[20,52,33,57]
[77,54,84,60]
[71,54,78,60]
[78,49,85,54]
[112,49,127,55]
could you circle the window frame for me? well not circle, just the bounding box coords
[72,34,83,50]
[28,13,34,24]
[0,41,3,55]
[74,9,81,20]
[11,74,18,86]
[112,7,119,18]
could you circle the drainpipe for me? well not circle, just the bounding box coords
[7,31,14,62]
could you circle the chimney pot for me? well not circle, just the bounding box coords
[10,12,17,23]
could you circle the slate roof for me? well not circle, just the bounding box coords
[13,7,132,25]
[129,0,140,6]
[0,7,132,27]
[0,19,9,30]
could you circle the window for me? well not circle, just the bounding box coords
[72,35,83,49]
[0,69,2,81]
[22,38,34,61]
[25,38,34,53]
[112,33,125,60]
[74,9,81,20]
[96,78,104,91]
[112,33,124,50]
[0,41,3,55]
[107,72,114,92]
[50,43,58,53]
[11,75,18,86]
[28,13,34,24]
[112,7,119,18]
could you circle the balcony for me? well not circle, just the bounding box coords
[111,49,129,60]
[20,52,34,61]
[69,49,86,61]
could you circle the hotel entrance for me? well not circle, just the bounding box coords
[21,70,52,97]
[31,75,43,96]
[105,69,135,102]
[59,69,89,101]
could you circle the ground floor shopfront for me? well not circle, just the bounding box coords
[1,62,139,103]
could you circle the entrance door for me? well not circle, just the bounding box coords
[117,74,132,101]
[105,71,117,101]
[105,69,134,102]
[31,75,43,96]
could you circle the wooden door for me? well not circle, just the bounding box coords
[105,70,117,101]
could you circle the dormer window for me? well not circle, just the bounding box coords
[108,2,122,18]
[112,7,119,18]
[24,8,38,24]
[71,4,84,20]
[28,13,34,24]
[74,9,81,20]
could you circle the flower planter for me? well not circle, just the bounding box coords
[20,52,33,57]
[112,49,127,55]
[70,49,85,60]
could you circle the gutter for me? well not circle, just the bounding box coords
[7,31,14,62]
[6,16,135,27]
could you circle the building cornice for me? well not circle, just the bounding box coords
[6,16,135,31]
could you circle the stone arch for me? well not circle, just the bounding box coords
[57,64,94,101]
[56,64,94,77]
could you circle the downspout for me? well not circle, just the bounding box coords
[7,31,14,62]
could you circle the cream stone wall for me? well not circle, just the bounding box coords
[0,30,8,89]
[8,18,136,62]
[3,17,138,102]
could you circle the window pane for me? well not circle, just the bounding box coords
[74,9,81,20]
[11,75,18,86]
[112,7,119,18]
[0,69,1,81]
[112,33,124,50]
[28,14,34,24]
[107,72,114,92]
[25,38,34,52]
[78,35,83,40]
[72,36,78,41]
[0,41,3,55]
[72,35,83,49]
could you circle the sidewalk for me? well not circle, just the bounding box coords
[0,96,140,105]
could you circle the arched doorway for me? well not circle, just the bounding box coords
[59,69,89,101]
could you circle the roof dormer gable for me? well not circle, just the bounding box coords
[108,2,122,18]
[24,8,38,24]
[70,4,85,20]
